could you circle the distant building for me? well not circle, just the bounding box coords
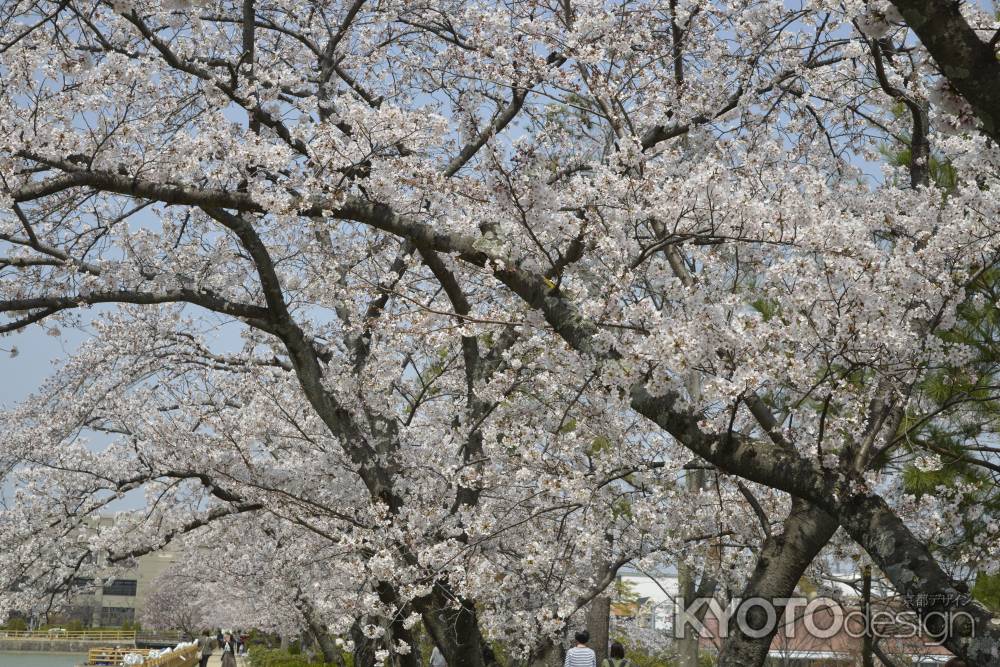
[57,517,177,628]
[613,566,678,631]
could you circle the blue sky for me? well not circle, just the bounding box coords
[1,320,146,511]
[0,325,84,408]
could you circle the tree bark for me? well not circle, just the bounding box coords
[373,582,421,667]
[296,591,341,664]
[676,466,700,667]
[834,493,998,666]
[422,585,498,667]
[585,595,611,666]
[887,0,1000,142]
[675,561,701,667]
[716,500,837,667]
[862,565,875,667]
[526,637,564,667]
[350,618,377,667]
[313,630,341,665]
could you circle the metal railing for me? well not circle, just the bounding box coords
[84,644,197,666]
[86,647,152,665]
[0,629,137,642]
[136,630,187,643]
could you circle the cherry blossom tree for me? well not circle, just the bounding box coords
[139,573,209,638]
[2,0,1000,664]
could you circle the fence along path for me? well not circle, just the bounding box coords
[86,647,151,664]
[84,643,198,666]
[1,629,137,642]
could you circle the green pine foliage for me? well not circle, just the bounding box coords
[972,573,1000,612]
[877,138,1000,610]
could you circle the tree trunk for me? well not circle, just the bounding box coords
[297,593,341,664]
[350,618,377,667]
[526,637,563,667]
[422,585,498,667]
[862,565,875,667]
[585,595,610,666]
[887,0,1000,143]
[676,465,713,667]
[716,499,837,667]
[629,386,1000,662]
[311,629,341,665]
[834,492,1000,666]
[675,561,700,667]
[374,582,421,667]
[675,635,699,667]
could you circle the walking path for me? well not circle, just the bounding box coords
[205,656,249,667]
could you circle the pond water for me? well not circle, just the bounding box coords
[0,652,84,666]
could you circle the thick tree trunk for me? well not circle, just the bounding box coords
[887,0,1000,142]
[350,618,377,667]
[303,626,340,664]
[585,595,610,666]
[297,592,341,664]
[716,499,837,667]
[675,634,699,667]
[313,630,341,665]
[422,585,498,667]
[834,493,1000,666]
[526,637,563,667]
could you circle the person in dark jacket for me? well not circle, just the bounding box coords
[196,629,214,667]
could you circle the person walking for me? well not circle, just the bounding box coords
[196,629,214,667]
[220,631,239,667]
[564,630,596,667]
[601,642,630,667]
[430,645,447,667]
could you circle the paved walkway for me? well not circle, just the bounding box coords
[204,656,249,667]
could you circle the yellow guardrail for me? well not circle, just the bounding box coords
[86,647,152,665]
[0,629,137,642]
[84,644,196,666]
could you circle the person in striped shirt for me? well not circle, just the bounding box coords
[564,630,596,667]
